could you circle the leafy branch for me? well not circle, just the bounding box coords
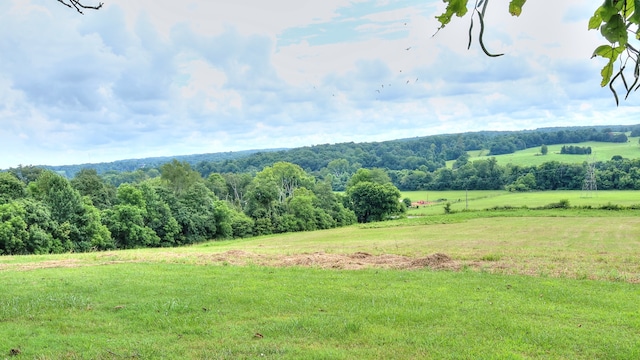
[435,0,640,105]
[435,0,525,57]
[589,0,640,105]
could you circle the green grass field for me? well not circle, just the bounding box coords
[2,191,640,358]
[2,263,639,359]
[446,138,640,167]
[403,190,640,215]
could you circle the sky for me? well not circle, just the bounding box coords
[1,0,639,169]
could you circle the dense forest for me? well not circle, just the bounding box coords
[0,163,406,255]
[3,124,640,255]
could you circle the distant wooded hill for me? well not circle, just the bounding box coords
[41,124,638,178]
[41,149,286,178]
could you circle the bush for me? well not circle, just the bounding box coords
[444,202,452,214]
[599,202,622,210]
[230,212,254,238]
[539,199,570,209]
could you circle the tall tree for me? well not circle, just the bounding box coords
[541,144,548,155]
[346,168,391,189]
[138,182,180,247]
[0,172,26,204]
[29,171,110,251]
[160,160,202,196]
[71,168,116,209]
[103,184,158,249]
[346,181,403,223]
[0,202,29,255]
[8,165,44,185]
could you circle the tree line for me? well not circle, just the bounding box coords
[1,162,405,255]
[560,146,592,155]
[390,157,640,192]
[42,125,636,179]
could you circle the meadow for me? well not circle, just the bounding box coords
[2,191,640,358]
[447,137,640,167]
[402,189,640,215]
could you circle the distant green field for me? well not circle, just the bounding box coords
[447,138,640,167]
[402,190,640,215]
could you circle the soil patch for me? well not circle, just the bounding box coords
[1,251,459,272]
[262,251,458,270]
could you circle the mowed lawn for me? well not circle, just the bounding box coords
[2,205,640,358]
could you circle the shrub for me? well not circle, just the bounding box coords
[444,202,452,214]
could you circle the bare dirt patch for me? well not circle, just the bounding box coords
[0,251,460,272]
[5,250,637,282]
[204,250,460,271]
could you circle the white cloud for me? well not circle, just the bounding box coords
[0,0,638,169]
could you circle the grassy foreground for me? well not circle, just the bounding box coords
[2,203,640,358]
[1,263,639,359]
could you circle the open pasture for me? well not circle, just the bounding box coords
[1,261,639,359]
[447,138,640,167]
[404,190,640,215]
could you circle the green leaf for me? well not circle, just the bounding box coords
[588,13,602,30]
[601,61,615,87]
[592,44,624,86]
[592,44,615,58]
[436,0,469,29]
[596,0,620,22]
[600,14,628,45]
[591,44,624,59]
[630,0,640,23]
[508,0,526,16]
[622,0,635,18]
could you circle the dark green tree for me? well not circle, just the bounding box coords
[346,181,403,223]
[8,165,44,185]
[0,172,26,204]
[206,173,230,201]
[0,202,29,255]
[160,159,202,196]
[346,168,391,188]
[29,171,111,251]
[103,183,159,249]
[138,182,180,247]
[71,168,116,209]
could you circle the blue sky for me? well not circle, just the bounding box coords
[0,0,638,168]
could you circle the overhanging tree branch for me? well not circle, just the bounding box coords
[57,0,103,14]
[435,0,640,105]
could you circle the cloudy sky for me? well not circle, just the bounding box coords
[1,0,638,168]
